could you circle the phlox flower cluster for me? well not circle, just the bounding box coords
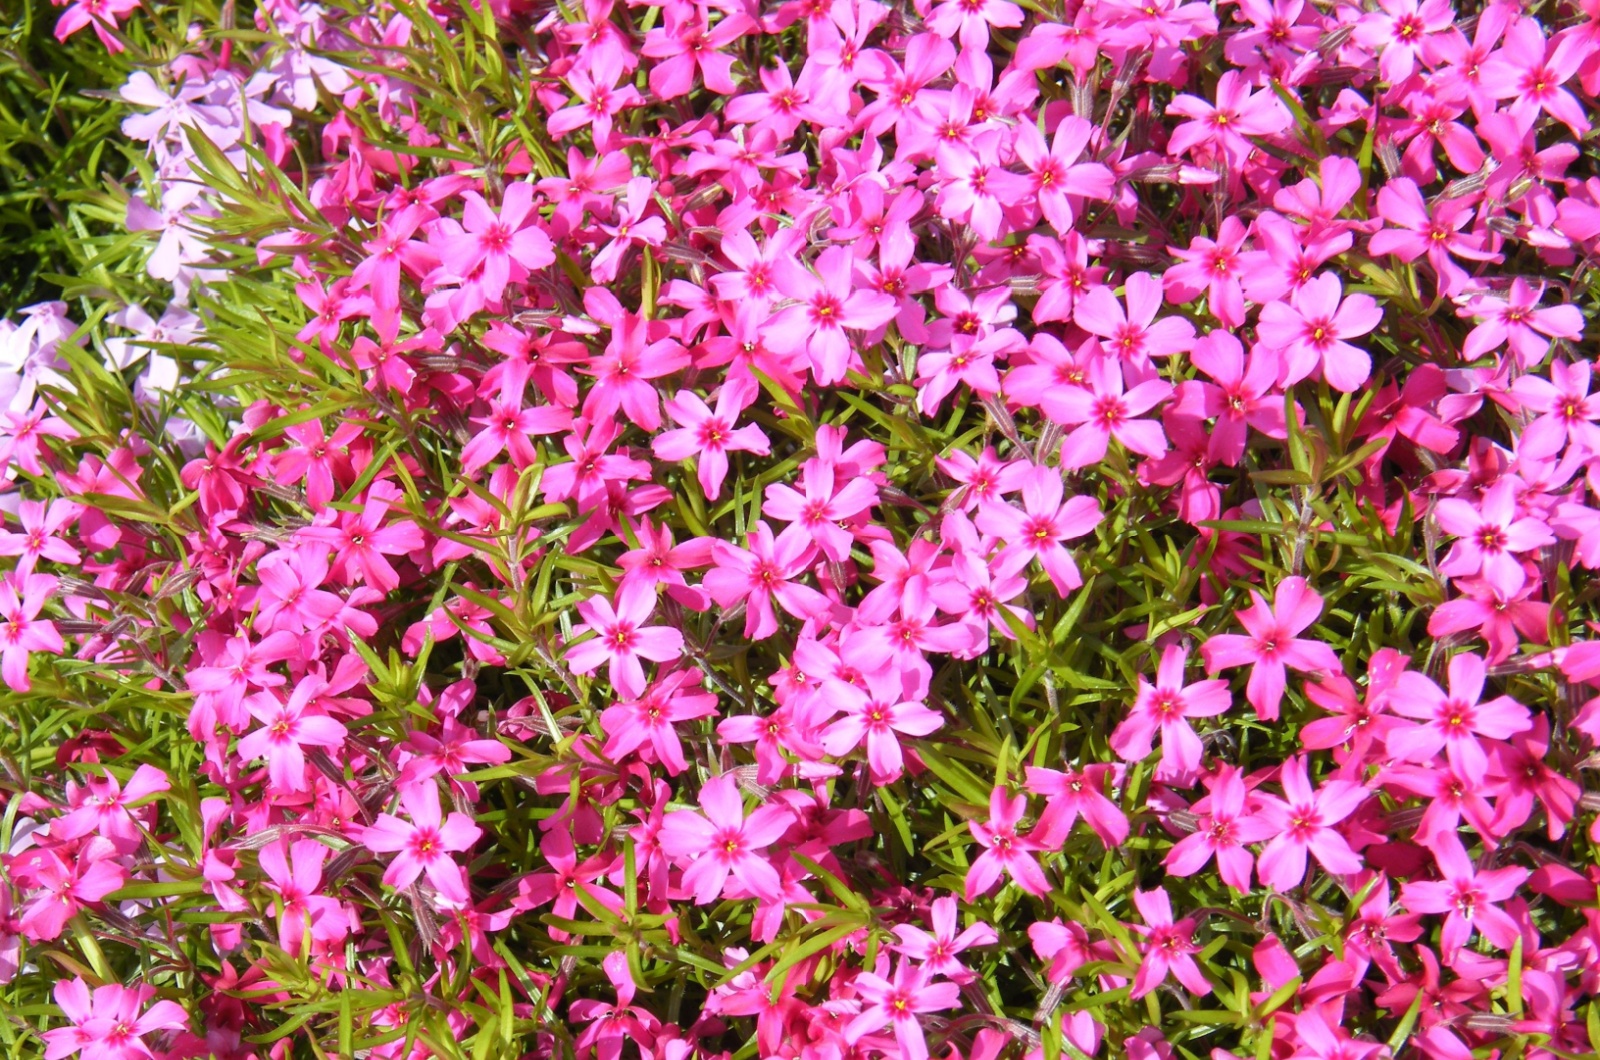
[3,0,1600,1059]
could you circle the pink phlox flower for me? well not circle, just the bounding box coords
[1428,568,1552,666]
[397,714,513,786]
[1166,71,1291,165]
[1024,763,1129,849]
[843,958,962,1060]
[1480,18,1591,136]
[351,204,438,333]
[1129,887,1211,999]
[925,0,1023,49]
[1383,748,1504,849]
[965,786,1050,901]
[1368,179,1499,297]
[1385,650,1532,776]
[52,0,142,51]
[1042,348,1174,469]
[566,591,684,700]
[40,979,188,1060]
[934,445,1031,515]
[580,289,690,431]
[1112,643,1232,783]
[260,838,347,956]
[359,781,482,904]
[702,520,831,640]
[1164,217,1250,328]
[546,49,642,142]
[1343,876,1422,979]
[1256,272,1382,392]
[1164,764,1275,892]
[1272,156,1367,237]
[658,774,793,903]
[52,763,169,853]
[514,826,624,938]
[653,378,772,501]
[1299,647,1409,759]
[1200,575,1341,721]
[1238,211,1354,305]
[1180,330,1286,465]
[890,895,997,984]
[1485,716,1579,841]
[270,417,362,511]
[251,547,346,635]
[0,406,75,478]
[9,837,125,942]
[819,666,943,785]
[1510,359,1600,457]
[976,464,1102,597]
[571,951,662,1060]
[1349,0,1456,84]
[601,669,718,775]
[1253,755,1368,890]
[763,458,879,563]
[768,245,898,385]
[1073,271,1196,369]
[593,177,669,284]
[1432,478,1555,588]
[640,3,749,99]
[616,517,715,613]
[236,676,349,793]
[0,571,64,693]
[0,499,82,575]
[1012,114,1116,232]
[1399,833,1529,961]
[296,485,424,594]
[1029,918,1099,983]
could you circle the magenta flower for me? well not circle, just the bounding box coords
[703,521,831,640]
[1368,179,1498,297]
[1042,351,1174,469]
[1012,115,1115,232]
[0,572,63,692]
[1166,71,1291,165]
[600,669,718,775]
[1386,651,1532,775]
[1399,833,1529,960]
[653,381,771,501]
[236,676,349,793]
[1024,764,1129,848]
[1350,0,1455,83]
[1432,479,1555,587]
[844,959,962,1060]
[1164,765,1274,892]
[1073,272,1196,369]
[763,461,879,563]
[1480,18,1590,136]
[461,364,574,475]
[41,979,188,1060]
[1253,756,1368,890]
[658,774,792,903]
[1164,217,1250,328]
[890,895,998,984]
[1256,272,1383,392]
[593,177,668,284]
[0,499,81,576]
[769,246,898,385]
[1112,644,1232,783]
[566,591,685,701]
[965,786,1050,901]
[1201,576,1341,721]
[977,464,1102,597]
[360,781,483,904]
[434,182,554,306]
[1129,888,1210,999]
[819,668,944,785]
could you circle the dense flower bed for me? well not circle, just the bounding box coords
[1,0,1599,1057]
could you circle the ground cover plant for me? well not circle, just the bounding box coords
[1,0,1600,1057]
